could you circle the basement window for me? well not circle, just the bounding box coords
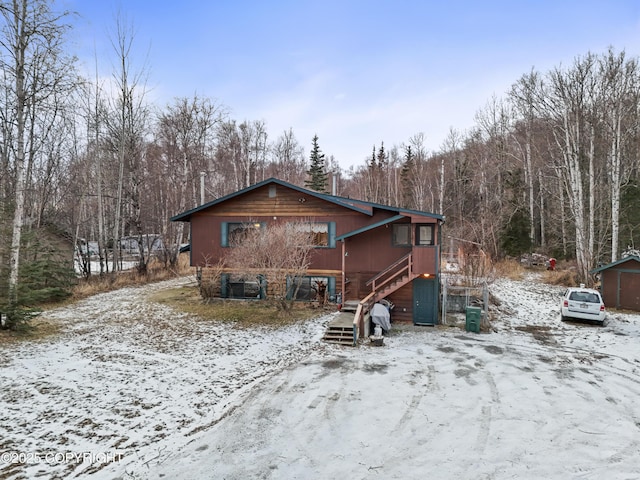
[288,276,336,301]
[221,274,264,299]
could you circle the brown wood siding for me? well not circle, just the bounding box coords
[190,212,345,269]
[412,246,438,274]
[188,187,431,271]
[618,271,640,310]
[345,273,415,323]
[600,259,640,311]
[201,184,354,217]
[343,232,410,274]
[190,213,219,266]
[387,282,414,323]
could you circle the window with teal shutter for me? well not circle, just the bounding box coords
[220,273,228,297]
[221,222,229,247]
[328,276,336,296]
[287,275,335,301]
[222,222,265,247]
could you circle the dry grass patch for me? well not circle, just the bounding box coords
[149,286,329,328]
[515,325,556,344]
[72,254,193,301]
[541,263,581,286]
[493,259,526,280]
[0,318,62,345]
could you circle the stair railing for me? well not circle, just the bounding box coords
[352,291,376,345]
[365,253,412,295]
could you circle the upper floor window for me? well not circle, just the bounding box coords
[416,224,434,246]
[290,222,336,248]
[297,222,329,246]
[222,222,264,247]
[392,224,411,246]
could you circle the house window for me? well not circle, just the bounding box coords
[290,222,336,248]
[221,222,264,247]
[289,276,335,301]
[221,274,264,299]
[392,224,411,246]
[416,224,434,246]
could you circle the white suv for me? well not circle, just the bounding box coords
[560,285,606,325]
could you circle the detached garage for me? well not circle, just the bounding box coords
[591,255,640,312]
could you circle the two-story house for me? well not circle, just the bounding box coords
[170,178,444,332]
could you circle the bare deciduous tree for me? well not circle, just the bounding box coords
[106,11,150,273]
[224,221,316,312]
[0,0,76,309]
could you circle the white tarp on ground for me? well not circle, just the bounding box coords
[371,302,391,331]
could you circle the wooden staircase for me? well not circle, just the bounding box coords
[322,301,359,346]
[367,253,419,303]
[322,322,355,345]
[373,273,418,302]
[322,254,419,346]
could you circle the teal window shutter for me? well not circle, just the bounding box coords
[328,222,336,248]
[221,222,228,247]
[285,276,292,300]
[258,274,266,299]
[221,273,228,298]
[328,276,336,296]
[189,223,193,265]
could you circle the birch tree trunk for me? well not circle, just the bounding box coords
[509,72,542,248]
[2,0,75,304]
[7,0,28,304]
[587,123,595,266]
[599,49,639,262]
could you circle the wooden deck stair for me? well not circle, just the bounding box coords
[374,273,419,302]
[322,309,357,346]
[323,254,419,346]
[322,324,354,345]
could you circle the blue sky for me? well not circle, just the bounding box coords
[66,0,640,169]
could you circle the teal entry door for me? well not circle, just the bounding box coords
[413,277,438,325]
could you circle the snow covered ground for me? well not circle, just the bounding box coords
[1,274,639,479]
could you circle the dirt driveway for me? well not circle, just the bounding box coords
[142,324,640,480]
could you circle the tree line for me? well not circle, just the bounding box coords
[1,0,639,325]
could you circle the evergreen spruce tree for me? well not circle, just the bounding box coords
[620,180,640,252]
[0,226,75,331]
[400,146,415,208]
[500,208,532,257]
[305,135,328,192]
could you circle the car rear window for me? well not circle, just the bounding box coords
[569,291,600,303]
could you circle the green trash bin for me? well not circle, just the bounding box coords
[465,306,481,333]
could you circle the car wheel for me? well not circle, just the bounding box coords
[560,314,566,322]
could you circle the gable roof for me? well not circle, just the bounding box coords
[170,177,444,222]
[327,194,444,221]
[591,255,640,273]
